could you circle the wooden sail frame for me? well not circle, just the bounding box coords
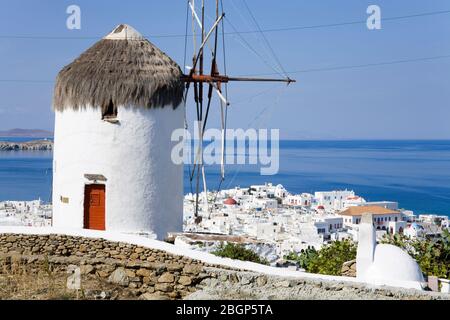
[182,0,295,219]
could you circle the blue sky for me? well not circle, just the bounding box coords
[0,0,449,139]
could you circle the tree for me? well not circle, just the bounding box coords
[286,240,357,276]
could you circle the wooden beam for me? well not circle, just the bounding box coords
[182,74,296,84]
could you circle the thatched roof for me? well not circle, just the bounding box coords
[53,24,184,112]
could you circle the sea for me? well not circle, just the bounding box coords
[1,138,449,216]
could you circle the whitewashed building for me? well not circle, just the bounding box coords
[314,190,356,211]
[52,24,184,239]
[339,206,405,234]
[285,193,313,207]
[357,201,398,210]
[256,222,284,241]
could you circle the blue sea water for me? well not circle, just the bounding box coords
[0,138,449,216]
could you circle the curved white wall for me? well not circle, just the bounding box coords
[52,105,184,239]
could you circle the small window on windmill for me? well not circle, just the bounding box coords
[102,99,118,122]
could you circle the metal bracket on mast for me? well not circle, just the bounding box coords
[182,74,296,85]
[184,0,295,222]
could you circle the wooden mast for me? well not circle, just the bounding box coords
[185,0,295,220]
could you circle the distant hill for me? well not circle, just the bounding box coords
[0,128,53,138]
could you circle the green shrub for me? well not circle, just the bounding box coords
[284,230,450,279]
[285,247,318,269]
[212,243,269,265]
[286,240,357,276]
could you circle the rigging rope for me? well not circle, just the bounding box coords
[183,1,195,198]
[242,0,289,78]
[211,0,230,204]
[224,17,285,78]
[225,85,287,190]
[229,0,285,78]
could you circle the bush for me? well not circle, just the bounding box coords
[212,242,269,265]
[285,247,318,269]
[286,240,357,276]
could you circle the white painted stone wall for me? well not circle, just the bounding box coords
[0,226,432,291]
[52,105,183,239]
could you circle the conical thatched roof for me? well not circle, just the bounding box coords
[53,24,184,112]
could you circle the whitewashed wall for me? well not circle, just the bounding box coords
[52,105,184,239]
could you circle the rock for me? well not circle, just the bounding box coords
[219,273,228,282]
[125,269,136,277]
[139,293,170,300]
[178,276,192,286]
[126,261,140,268]
[129,276,142,283]
[341,260,357,277]
[27,256,38,264]
[136,268,152,277]
[155,283,174,292]
[94,291,110,300]
[10,253,22,264]
[167,263,184,272]
[256,276,267,287]
[158,272,175,283]
[108,267,129,286]
[80,264,95,275]
[142,276,155,285]
[229,273,239,284]
[169,291,180,299]
[66,265,81,290]
[238,274,253,285]
[9,249,24,255]
[183,264,202,275]
[6,236,17,243]
[97,270,110,278]
[135,247,145,254]
[276,280,291,288]
[130,253,140,260]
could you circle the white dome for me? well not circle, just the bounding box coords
[356,213,425,290]
[365,244,425,289]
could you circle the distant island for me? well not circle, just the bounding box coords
[0,128,53,138]
[0,140,53,151]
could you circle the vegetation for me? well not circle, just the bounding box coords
[285,240,357,276]
[381,229,450,279]
[285,230,450,280]
[212,242,269,265]
[285,247,318,270]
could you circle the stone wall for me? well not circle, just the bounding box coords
[190,268,450,300]
[0,234,233,300]
[341,259,357,277]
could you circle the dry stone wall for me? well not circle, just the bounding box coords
[0,233,449,300]
[0,233,233,299]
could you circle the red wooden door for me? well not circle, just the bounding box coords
[84,184,105,231]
